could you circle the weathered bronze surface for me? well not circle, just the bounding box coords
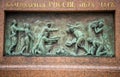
[5,12,114,57]
[1,0,120,77]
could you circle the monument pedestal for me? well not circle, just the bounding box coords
[0,0,120,77]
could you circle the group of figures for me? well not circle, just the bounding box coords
[5,19,114,57]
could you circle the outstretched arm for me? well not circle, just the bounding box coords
[44,36,60,43]
[9,32,16,38]
[10,26,16,38]
[48,28,58,32]
[16,27,25,31]
[95,27,103,34]
[28,33,34,41]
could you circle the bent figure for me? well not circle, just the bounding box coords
[40,22,58,37]
[88,19,104,37]
[32,22,59,55]
[87,37,107,56]
[66,24,86,54]
[32,32,60,55]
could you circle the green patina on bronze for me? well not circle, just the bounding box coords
[4,12,115,57]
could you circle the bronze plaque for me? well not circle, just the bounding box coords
[4,12,115,57]
[0,0,120,77]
